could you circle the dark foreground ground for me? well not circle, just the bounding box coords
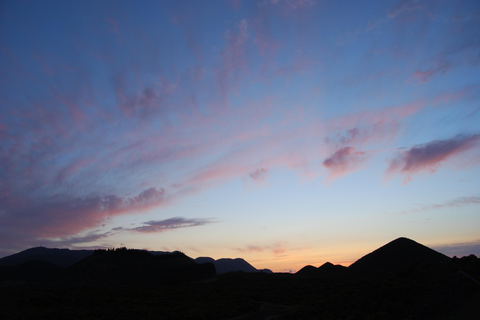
[1,258,479,320]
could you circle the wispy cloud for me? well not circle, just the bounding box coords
[387,134,480,182]
[323,147,367,181]
[249,167,269,182]
[129,217,217,233]
[1,1,479,262]
[391,194,480,215]
[235,242,287,256]
[387,0,422,19]
[0,188,167,250]
[217,18,249,102]
[431,239,480,258]
[286,0,315,10]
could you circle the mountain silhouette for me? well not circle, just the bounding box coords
[195,257,272,274]
[1,238,477,320]
[348,237,451,275]
[0,247,93,268]
[296,262,347,277]
[65,248,215,284]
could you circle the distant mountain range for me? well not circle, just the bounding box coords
[0,246,93,268]
[1,237,478,320]
[0,237,466,283]
[0,246,271,282]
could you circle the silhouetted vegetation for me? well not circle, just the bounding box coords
[1,239,479,319]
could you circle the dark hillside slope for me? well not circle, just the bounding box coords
[297,262,347,278]
[66,248,215,284]
[215,258,257,273]
[0,247,93,268]
[0,260,64,282]
[195,257,265,274]
[349,237,451,275]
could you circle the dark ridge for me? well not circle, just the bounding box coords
[0,239,478,319]
[195,257,272,274]
[215,258,257,273]
[0,247,93,268]
[195,257,216,264]
[296,265,318,276]
[348,237,451,275]
[318,261,348,276]
[296,262,347,278]
[65,248,215,284]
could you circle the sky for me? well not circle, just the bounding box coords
[1,0,479,272]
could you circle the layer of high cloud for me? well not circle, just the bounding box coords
[32,216,216,249]
[388,134,480,181]
[0,188,167,251]
[0,1,479,255]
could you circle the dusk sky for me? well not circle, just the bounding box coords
[1,0,479,272]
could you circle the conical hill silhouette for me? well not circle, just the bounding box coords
[348,237,451,275]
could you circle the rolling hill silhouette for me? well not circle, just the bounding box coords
[0,238,478,319]
[0,247,93,268]
[348,237,451,275]
[297,262,347,277]
[66,248,215,284]
[195,257,272,274]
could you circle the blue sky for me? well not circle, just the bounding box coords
[1,0,479,272]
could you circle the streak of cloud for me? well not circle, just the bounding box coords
[387,134,480,181]
[249,168,269,182]
[129,217,217,233]
[388,0,422,18]
[235,242,287,256]
[391,194,480,215]
[0,188,167,251]
[323,147,367,181]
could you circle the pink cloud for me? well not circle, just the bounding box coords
[250,15,279,57]
[249,167,269,182]
[325,100,426,139]
[286,0,316,10]
[55,158,92,184]
[230,0,241,10]
[323,147,367,181]
[0,187,167,250]
[410,59,452,84]
[2,8,477,257]
[388,0,422,18]
[325,118,401,149]
[217,19,249,102]
[235,242,287,256]
[387,134,480,181]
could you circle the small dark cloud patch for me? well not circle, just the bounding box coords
[130,217,217,233]
[249,168,268,182]
[388,134,480,176]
